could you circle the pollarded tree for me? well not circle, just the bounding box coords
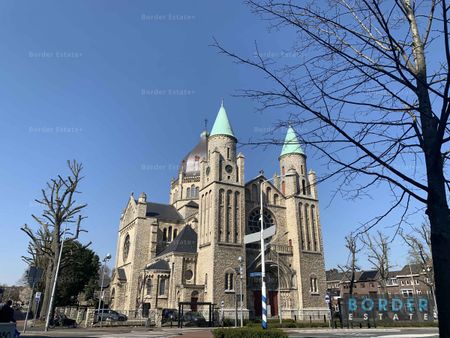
[215,0,450,334]
[21,160,87,319]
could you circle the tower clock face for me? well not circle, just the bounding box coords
[206,167,210,176]
[225,165,233,173]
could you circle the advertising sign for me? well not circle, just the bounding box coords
[341,295,435,324]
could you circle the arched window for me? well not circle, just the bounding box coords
[273,194,279,205]
[282,181,286,195]
[195,187,199,197]
[159,278,166,295]
[219,189,225,242]
[282,166,285,176]
[310,275,318,293]
[305,204,311,250]
[251,185,258,202]
[266,187,271,204]
[247,208,275,234]
[186,187,191,198]
[302,180,306,195]
[146,278,152,294]
[173,229,178,239]
[168,226,173,242]
[299,203,305,250]
[226,190,232,242]
[191,184,195,197]
[163,228,167,242]
[245,189,251,201]
[225,272,234,291]
[110,288,115,306]
[123,234,130,261]
[204,273,208,293]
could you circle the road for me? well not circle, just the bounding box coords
[20,327,439,338]
[285,328,439,337]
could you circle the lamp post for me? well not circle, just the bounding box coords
[97,253,112,327]
[259,174,292,330]
[45,226,68,332]
[238,256,244,327]
[423,265,438,317]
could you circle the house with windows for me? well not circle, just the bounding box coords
[326,264,435,299]
[110,102,328,320]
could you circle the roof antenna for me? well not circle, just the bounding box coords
[221,98,224,107]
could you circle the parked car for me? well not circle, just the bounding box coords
[182,311,207,327]
[94,309,127,322]
[162,308,178,323]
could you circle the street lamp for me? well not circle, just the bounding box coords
[422,265,438,317]
[45,226,69,332]
[259,173,293,330]
[238,256,244,327]
[97,253,112,327]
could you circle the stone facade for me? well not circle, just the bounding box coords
[110,103,328,320]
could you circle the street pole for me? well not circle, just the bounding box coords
[238,256,243,327]
[260,180,267,330]
[45,226,67,332]
[97,253,111,327]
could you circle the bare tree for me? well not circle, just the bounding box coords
[21,160,87,319]
[338,235,362,295]
[400,221,437,310]
[362,231,391,294]
[214,0,450,333]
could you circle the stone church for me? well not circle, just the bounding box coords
[110,102,328,320]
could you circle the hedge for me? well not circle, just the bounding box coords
[212,327,288,338]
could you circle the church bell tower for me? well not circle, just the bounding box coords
[196,102,247,315]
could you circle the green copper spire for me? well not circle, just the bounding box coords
[210,101,235,138]
[280,126,304,157]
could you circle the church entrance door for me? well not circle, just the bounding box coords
[268,291,278,317]
[253,290,278,318]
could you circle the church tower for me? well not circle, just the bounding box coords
[278,126,327,312]
[196,102,247,315]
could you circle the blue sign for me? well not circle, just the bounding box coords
[250,272,262,277]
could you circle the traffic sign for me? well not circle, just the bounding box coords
[249,272,262,278]
[244,225,276,244]
[27,266,43,287]
[35,292,42,301]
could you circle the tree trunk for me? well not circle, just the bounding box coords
[426,181,450,336]
[40,263,53,320]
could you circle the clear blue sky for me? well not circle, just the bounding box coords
[0,0,415,285]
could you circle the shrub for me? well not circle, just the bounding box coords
[213,327,288,338]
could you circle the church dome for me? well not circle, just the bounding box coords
[180,131,208,177]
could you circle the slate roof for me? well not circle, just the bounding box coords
[326,269,344,281]
[185,201,199,208]
[398,263,423,275]
[158,224,197,256]
[147,260,170,271]
[145,202,183,222]
[358,270,379,281]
